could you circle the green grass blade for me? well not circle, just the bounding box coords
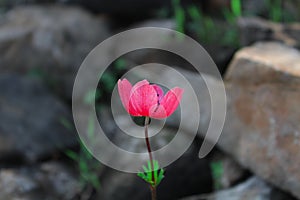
[231,0,242,17]
[65,150,78,161]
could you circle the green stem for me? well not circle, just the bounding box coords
[144,117,156,200]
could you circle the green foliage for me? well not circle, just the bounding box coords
[210,161,224,190]
[186,5,239,47]
[0,0,9,13]
[65,140,101,189]
[264,0,298,22]
[155,7,170,18]
[187,5,201,21]
[84,89,102,105]
[172,0,185,33]
[26,68,57,88]
[114,58,127,71]
[59,117,74,131]
[267,0,283,22]
[230,0,242,18]
[27,68,46,79]
[100,71,117,92]
[82,58,127,107]
[137,160,165,187]
[61,117,101,190]
[96,58,127,102]
[187,6,214,43]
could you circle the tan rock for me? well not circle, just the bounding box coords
[219,42,300,198]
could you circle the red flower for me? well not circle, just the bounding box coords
[118,79,184,119]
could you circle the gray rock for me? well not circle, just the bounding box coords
[0,5,110,98]
[38,162,81,199]
[133,19,176,30]
[181,177,295,200]
[0,74,76,162]
[242,0,267,16]
[212,177,272,200]
[238,17,300,47]
[72,0,171,15]
[0,161,80,200]
[219,42,300,198]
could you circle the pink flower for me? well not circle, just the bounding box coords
[118,78,184,119]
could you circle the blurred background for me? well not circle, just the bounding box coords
[0,0,300,199]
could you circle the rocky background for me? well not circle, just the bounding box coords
[0,0,300,200]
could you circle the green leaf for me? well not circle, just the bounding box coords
[187,5,202,21]
[223,8,235,24]
[79,140,93,160]
[143,165,149,173]
[210,161,224,190]
[114,58,127,71]
[84,89,102,105]
[137,172,146,179]
[87,115,95,140]
[101,72,117,92]
[148,160,152,171]
[231,0,242,17]
[173,0,185,33]
[154,169,158,183]
[26,68,45,79]
[156,168,165,185]
[137,160,165,187]
[89,174,101,188]
[65,150,78,161]
[59,117,74,131]
[79,158,89,174]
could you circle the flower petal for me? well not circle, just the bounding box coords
[129,80,158,116]
[150,87,183,118]
[118,78,132,113]
[152,84,164,104]
[149,104,167,119]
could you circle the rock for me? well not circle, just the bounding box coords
[0,0,50,10]
[238,17,275,46]
[218,42,300,198]
[0,161,80,200]
[203,44,236,75]
[283,23,300,48]
[73,0,170,16]
[243,0,300,20]
[238,17,300,47]
[218,156,246,189]
[181,177,296,200]
[0,74,76,163]
[242,0,267,16]
[0,169,40,200]
[0,5,110,98]
[38,162,81,199]
[132,19,176,31]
